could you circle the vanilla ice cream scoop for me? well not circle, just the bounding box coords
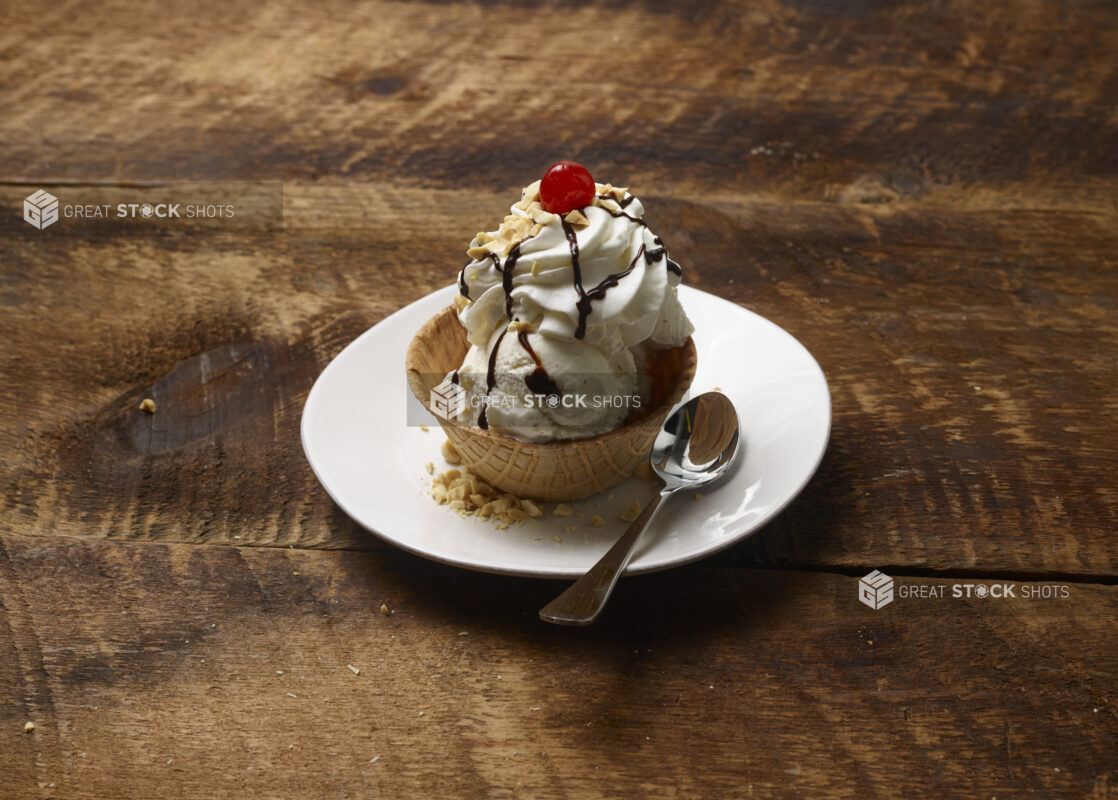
[447,166,694,441]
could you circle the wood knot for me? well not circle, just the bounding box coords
[129,341,277,455]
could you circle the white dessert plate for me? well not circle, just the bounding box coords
[301,285,830,579]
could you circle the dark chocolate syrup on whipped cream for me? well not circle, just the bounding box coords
[463,191,684,429]
[500,242,531,319]
[563,219,664,340]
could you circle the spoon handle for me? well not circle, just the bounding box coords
[539,487,671,626]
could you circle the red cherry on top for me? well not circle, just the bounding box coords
[539,161,596,215]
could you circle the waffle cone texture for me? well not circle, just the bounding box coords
[406,306,697,502]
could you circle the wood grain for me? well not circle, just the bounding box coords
[1,0,1116,203]
[1,532,1115,799]
[2,0,1117,795]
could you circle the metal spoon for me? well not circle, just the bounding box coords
[539,391,741,626]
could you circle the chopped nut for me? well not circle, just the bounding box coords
[424,462,434,475]
[694,493,704,501]
[619,500,642,522]
[553,535,562,543]
[594,195,620,213]
[441,440,462,465]
[426,465,544,528]
[529,206,554,225]
[447,484,467,503]
[553,504,573,517]
[475,231,493,245]
[530,260,542,277]
[591,515,606,527]
[419,425,429,433]
[139,398,157,414]
[521,179,542,203]
[507,320,533,333]
[347,664,361,676]
[466,244,492,260]
[500,216,531,241]
[453,293,469,311]
[529,222,544,237]
[380,604,392,616]
[563,209,589,227]
[610,186,629,201]
[24,721,34,733]
[286,692,298,699]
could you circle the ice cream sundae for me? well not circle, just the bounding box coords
[406,161,696,500]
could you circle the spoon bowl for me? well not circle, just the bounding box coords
[652,392,740,489]
[540,391,741,625]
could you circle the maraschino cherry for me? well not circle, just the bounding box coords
[539,161,595,215]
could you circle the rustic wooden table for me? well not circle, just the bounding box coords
[2,1,1116,797]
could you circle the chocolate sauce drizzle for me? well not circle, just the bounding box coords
[477,327,508,430]
[649,235,682,275]
[457,266,470,300]
[517,331,562,399]
[500,243,529,319]
[593,198,681,277]
[564,219,665,340]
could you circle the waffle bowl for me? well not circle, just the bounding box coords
[406,306,697,502]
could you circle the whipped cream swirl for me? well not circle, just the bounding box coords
[455,181,693,356]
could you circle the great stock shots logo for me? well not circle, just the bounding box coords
[23,190,59,229]
[13,184,281,235]
[856,570,1071,611]
[430,377,466,420]
[858,570,895,610]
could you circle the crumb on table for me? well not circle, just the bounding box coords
[139,398,157,414]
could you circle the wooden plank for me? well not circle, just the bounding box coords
[0,0,1115,204]
[0,532,1114,798]
[1,185,1115,575]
